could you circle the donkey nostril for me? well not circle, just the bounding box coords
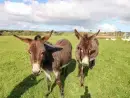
[38,70,40,73]
[32,70,40,76]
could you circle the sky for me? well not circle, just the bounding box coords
[0,0,130,32]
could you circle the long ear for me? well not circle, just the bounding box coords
[13,35,32,44]
[74,29,82,40]
[44,43,63,52]
[41,30,53,42]
[89,29,100,40]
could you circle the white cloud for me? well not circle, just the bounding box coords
[72,26,89,32]
[98,24,117,32]
[115,0,129,6]
[4,1,32,15]
[0,0,130,31]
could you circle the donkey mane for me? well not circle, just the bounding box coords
[34,35,41,40]
[34,35,53,45]
[83,33,89,38]
[45,41,53,45]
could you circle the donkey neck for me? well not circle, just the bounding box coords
[41,51,53,71]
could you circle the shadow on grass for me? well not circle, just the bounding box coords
[7,74,44,98]
[48,59,76,96]
[62,59,76,87]
[80,86,91,98]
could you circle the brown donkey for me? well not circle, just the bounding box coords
[74,29,100,86]
[13,31,72,98]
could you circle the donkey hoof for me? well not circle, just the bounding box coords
[44,95,48,98]
[45,91,51,97]
[81,83,84,87]
[61,96,64,98]
[61,95,64,98]
[45,94,48,98]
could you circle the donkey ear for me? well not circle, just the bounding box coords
[74,29,82,40]
[13,35,32,44]
[89,29,100,40]
[41,30,53,42]
[44,43,63,52]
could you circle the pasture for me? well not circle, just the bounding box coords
[0,35,130,98]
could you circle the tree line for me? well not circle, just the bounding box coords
[0,30,126,37]
[0,30,65,36]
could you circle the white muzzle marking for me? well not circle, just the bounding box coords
[82,56,89,65]
[32,63,40,74]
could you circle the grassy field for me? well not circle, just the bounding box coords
[0,35,130,98]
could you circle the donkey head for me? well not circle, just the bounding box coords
[14,30,62,76]
[74,29,100,66]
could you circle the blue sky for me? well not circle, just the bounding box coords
[98,19,130,32]
[1,0,130,32]
[0,0,48,3]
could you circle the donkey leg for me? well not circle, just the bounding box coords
[80,66,85,87]
[56,78,64,98]
[43,70,52,97]
[54,71,64,98]
[77,64,81,77]
[63,66,68,77]
[47,77,51,92]
[45,77,52,97]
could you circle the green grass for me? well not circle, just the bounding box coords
[0,35,130,98]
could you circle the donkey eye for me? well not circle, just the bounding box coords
[90,50,95,54]
[41,51,45,55]
[28,50,31,54]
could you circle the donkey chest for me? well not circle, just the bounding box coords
[41,61,60,81]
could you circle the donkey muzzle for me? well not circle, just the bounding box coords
[32,63,41,76]
[81,56,89,67]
